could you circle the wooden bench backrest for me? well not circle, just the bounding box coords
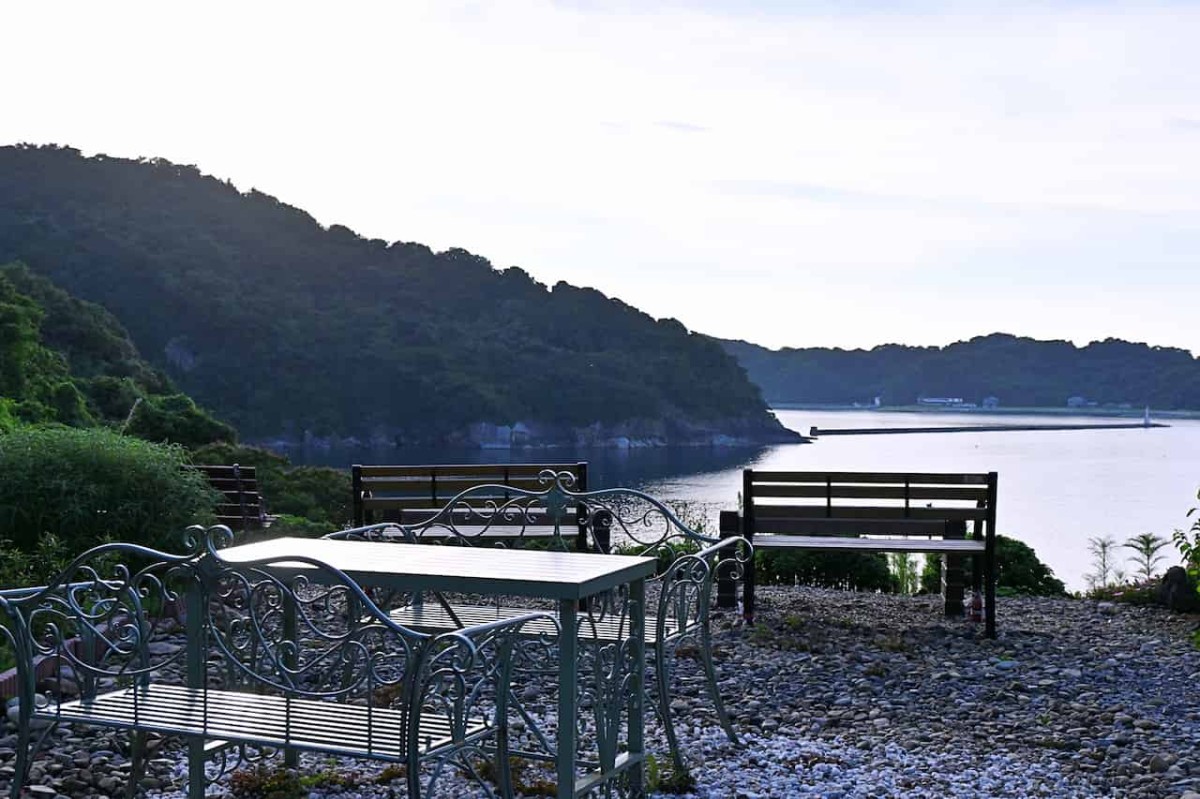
[742,470,998,537]
[190,464,266,531]
[352,462,588,526]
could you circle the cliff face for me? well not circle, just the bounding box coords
[0,145,797,445]
[269,411,803,450]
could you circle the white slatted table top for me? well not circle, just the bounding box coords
[213,536,656,600]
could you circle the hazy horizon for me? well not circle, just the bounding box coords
[4,1,1198,356]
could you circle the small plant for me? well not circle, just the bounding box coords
[375,764,406,784]
[300,769,361,791]
[1123,533,1169,582]
[1086,535,1119,591]
[643,753,695,793]
[229,766,303,799]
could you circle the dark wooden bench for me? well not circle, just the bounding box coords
[724,470,998,637]
[190,463,267,531]
[352,461,588,536]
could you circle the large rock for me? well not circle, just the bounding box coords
[1156,566,1200,612]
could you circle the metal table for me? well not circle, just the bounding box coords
[213,536,656,798]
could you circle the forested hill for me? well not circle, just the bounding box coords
[0,145,796,446]
[0,262,234,445]
[720,334,1200,409]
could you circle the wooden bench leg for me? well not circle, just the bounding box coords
[716,512,739,610]
[742,539,756,623]
[942,552,965,616]
[942,520,967,616]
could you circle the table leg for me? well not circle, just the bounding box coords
[558,598,578,799]
[629,577,646,798]
[186,586,205,799]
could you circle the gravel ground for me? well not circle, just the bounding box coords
[4,587,1200,798]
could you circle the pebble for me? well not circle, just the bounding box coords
[0,588,1197,798]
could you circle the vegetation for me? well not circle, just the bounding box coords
[0,145,793,445]
[190,443,351,527]
[756,550,894,592]
[228,765,373,799]
[1124,533,1170,583]
[889,552,920,595]
[1172,487,1200,578]
[721,333,1200,409]
[1085,535,1124,591]
[919,535,1067,597]
[0,426,218,553]
[0,261,234,447]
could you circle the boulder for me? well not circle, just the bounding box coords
[1156,566,1200,612]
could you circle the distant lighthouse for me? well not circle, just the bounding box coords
[1144,406,1151,427]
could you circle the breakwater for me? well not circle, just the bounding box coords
[810,421,1169,436]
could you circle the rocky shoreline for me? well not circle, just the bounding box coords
[3,587,1199,798]
[258,413,806,452]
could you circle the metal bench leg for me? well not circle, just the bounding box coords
[653,638,685,773]
[494,633,517,799]
[699,623,739,747]
[125,730,146,799]
[12,708,58,799]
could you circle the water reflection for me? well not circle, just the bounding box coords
[284,443,767,490]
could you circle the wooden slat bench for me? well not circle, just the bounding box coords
[725,470,999,637]
[189,463,268,531]
[0,530,547,799]
[353,461,588,522]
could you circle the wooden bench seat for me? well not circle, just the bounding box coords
[55,684,486,759]
[748,535,986,554]
[390,603,679,644]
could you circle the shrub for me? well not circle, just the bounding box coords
[124,392,237,449]
[756,549,894,592]
[1172,487,1200,576]
[0,532,77,590]
[918,534,1067,597]
[0,426,218,552]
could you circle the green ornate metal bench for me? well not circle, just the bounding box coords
[326,469,751,771]
[0,527,551,799]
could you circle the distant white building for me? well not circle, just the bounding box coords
[918,397,965,406]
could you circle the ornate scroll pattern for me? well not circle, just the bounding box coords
[323,471,752,773]
[0,534,204,797]
[201,527,426,709]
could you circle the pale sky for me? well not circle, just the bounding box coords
[4,1,1199,355]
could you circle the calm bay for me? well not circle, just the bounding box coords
[289,409,1200,591]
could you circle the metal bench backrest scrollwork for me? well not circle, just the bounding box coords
[0,527,553,799]
[326,469,751,771]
